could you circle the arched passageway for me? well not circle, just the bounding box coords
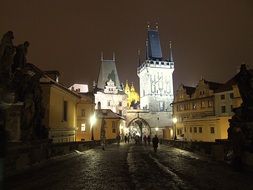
[127,117,151,140]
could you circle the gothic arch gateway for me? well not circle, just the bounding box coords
[127,117,151,138]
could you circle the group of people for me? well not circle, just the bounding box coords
[119,134,159,152]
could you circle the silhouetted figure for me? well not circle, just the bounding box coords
[147,135,151,145]
[124,135,127,143]
[152,135,159,152]
[12,41,29,72]
[116,133,120,145]
[143,135,147,145]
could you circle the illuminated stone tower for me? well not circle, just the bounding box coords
[137,26,174,112]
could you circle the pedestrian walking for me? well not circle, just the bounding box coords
[147,135,151,145]
[124,135,127,143]
[143,135,147,145]
[116,133,121,145]
[152,135,159,152]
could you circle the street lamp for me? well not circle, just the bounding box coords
[90,113,96,141]
[172,117,177,140]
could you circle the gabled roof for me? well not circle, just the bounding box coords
[204,80,224,91]
[215,68,253,93]
[183,85,196,96]
[27,63,80,98]
[95,109,124,120]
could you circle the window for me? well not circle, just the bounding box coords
[199,127,202,133]
[210,127,215,134]
[208,101,213,107]
[107,101,111,106]
[220,94,225,100]
[184,127,187,132]
[194,127,197,133]
[221,106,226,113]
[190,127,192,133]
[201,101,205,108]
[192,103,197,110]
[230,93,234,99]
[119,110,122,116]
[97,101,101,109]
[81,123,86,131]
[119,101,122,106]
[81,109,85,117]
[230,105,233,112]
[63,101,68,121]
[112,121,116,133]
[159,101,164,111]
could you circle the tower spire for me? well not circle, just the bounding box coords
[169,41,173,62]
[145,39,149,60]
[101,51,103,61]
[138,49,141,66]
[113,52,115,61]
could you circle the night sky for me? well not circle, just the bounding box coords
[1,0,253,92]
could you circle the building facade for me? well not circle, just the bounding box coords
[169,68,248,142]
[94,53,128,116]
[128,26,175,137]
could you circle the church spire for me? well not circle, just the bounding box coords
[101,51,103,61]
[113,52,115,61]
[169,41,173,62]
[145,39,149,60]
[138,49,141,66]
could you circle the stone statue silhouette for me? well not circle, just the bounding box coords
[0,31,15,80]
[236,64,253,109]
[12,41,30,72]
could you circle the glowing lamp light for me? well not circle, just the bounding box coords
[155,127,159,131]
[90,113,96,127]
[173,117,177,124]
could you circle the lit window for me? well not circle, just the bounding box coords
[192,103,197,110]
[201,101,205,108]
[81,123,86,132]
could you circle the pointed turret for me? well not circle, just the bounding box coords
[168,41,173,62]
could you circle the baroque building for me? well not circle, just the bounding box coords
[169,65,251,142]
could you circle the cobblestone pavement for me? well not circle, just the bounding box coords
[4,143,253,190]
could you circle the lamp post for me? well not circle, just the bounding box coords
[90,113,96,141]
[172,117,177,140]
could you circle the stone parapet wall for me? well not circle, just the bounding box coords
[162,139,253,166]
[4,139,116,177]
